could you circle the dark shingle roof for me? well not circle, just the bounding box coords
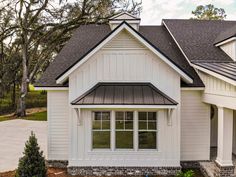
[194,62,236,81]
[35,23,204,87]
[71,83,178,105]
[163,19,236,63]
[214,24,236,44]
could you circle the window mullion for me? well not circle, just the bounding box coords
[111,110,115,151]
[134,110,138,151]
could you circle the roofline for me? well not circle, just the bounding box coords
[56,21,193,84]
[71,105,177,109]
[215,37,236,46]
[192,63,236,86]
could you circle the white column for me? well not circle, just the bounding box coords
[216,107,233,166]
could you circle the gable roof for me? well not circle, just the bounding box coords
[163,19,236,63]
[71,82,178,105]
[35,22,204,88]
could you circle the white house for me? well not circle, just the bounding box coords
[35,13,236,177]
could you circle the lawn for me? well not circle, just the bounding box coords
[0,111,47,122]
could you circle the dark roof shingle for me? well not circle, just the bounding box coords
[163,19,236,63]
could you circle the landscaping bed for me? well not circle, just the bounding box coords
[0,168,204,177]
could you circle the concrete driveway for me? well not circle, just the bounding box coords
[0,119,47,172]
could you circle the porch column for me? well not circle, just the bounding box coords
[216,106,233,166]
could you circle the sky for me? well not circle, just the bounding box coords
[140,0,236,25]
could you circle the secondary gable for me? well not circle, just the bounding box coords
[69,29,181,102]
[56,22,193,85]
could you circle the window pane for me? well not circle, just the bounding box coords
[125,112,133,120]
[125,120,133,129]
[94,112,102,120]
[93,120,101,129]
[138,112,147,121]
[139,121,147,130]
[116,112,124,120]
[116,131,133,149]
[148,112,156,120]
[102,112,110,120]
[148,121,156,130]
[102,120,110,129]
[116,120,124,129]
[139,132,156,149]
[93,131,110,148]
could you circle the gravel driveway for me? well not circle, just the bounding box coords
[0,119,47,172]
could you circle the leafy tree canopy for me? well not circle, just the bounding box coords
[192,4,226,20]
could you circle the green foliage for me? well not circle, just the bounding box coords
[192,4,226,20]
[16,132,47,177]
[0,91,46,115]
[176,169,195,177]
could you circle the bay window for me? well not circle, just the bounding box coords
[92,111,158,150]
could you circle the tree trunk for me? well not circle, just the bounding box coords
[11,81,16,108]
[17,38,28,117]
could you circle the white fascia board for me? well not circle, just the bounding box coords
[215,37,236,47]
[34,87,69,91]
[109,20,141,24]
[71,105,177,109]
[56,23,193,84]
[109,12,138,20]
[181,87,204,91]
[192,64,236,86]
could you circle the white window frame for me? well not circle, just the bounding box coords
[115,111,134,150]
[91,111,111,150]
[91,110,159,152]
[138,111,158,151]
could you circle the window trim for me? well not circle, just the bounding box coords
[138,112,158,150]
[91,110,159,152]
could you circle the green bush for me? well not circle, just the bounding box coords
[16,132,47,177]
[176,169,195,177]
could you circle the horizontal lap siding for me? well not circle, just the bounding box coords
[48,91,69,160]
[181,90,210,161]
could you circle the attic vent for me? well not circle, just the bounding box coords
[109,12,141,31]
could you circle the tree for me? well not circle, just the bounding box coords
[192,4,226,20]
[16,132,47,177]
[0,0,142,117]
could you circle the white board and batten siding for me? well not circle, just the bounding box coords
[69,30,180,102]
[47,91,69,160]
[181,90,210,161]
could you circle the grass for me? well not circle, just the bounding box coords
[0,111,47,122]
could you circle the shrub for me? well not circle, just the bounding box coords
[176,169,195,177]
[16,132,47,177]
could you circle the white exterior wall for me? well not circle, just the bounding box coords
[69,109,180,167]
[47,91,69,160]
[180,90,210,161]
[220,41,236,61]
[68,30,181,167]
